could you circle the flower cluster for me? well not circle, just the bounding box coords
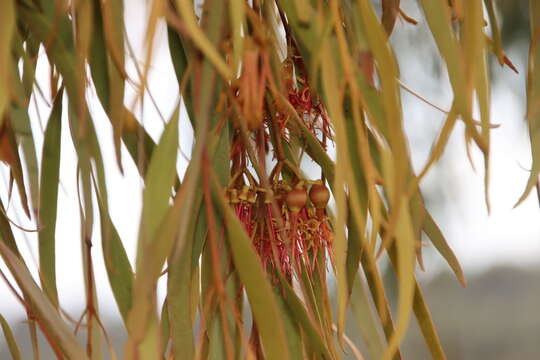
[226,181,332,279]
[287,83,333,149]
[227,56,335,281]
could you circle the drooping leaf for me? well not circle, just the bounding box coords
[38,88,63,308]
[0,0,15,126]
[0,314,22,360]
[138,106,180,252]
[423,213,466,287]
[0,241,87,360]
[277,270,333,359]
[381,0,400,36]
[127,106,180,357]
[175,0,233,80]
[381,199,416,360]
[350,276,386,360]
[96,197,134,325]
[516,2,540,206]
[11,107,40,217]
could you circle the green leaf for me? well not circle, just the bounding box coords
[350,276,386,360]
[120,109,157,177]
[277,271,333,359]
[360,237,402,359]
[0,314,22,360]
[127,106,180,357]
[89,0,111,111]
[167,26,193,117]
[166,213,197,359]
[2,125,31,218]
[0,0,15,125]
[319,41,349,343]
[38,89,63,308]
[96,199,134,325]
[381,0,400,35]
[516,2,540,206]
[102,0,126,171]
[11,107,40,217]
[483,0,504,64]
[138,106,180,253]
[175,0,233,80]
[423,213,466,287]
[412,282,447,360]
[417,0,468,120]
[0,241,87,360]
[381,199,416,360]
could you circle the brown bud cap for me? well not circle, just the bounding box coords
[229,189,240,204]
[247,190,258,204]
[309,184,330,209]
[286,186,307,213]
[238,185,249,201]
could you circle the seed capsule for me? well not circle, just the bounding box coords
[286,186,308,213]
[309,184,330,209]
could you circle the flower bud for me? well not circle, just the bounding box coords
[286,186,307,213]
[309,184,330,209]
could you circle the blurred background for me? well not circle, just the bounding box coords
[1,0,539,359]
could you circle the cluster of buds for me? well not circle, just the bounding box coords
[226,180,332,280]
[226,55,335,282]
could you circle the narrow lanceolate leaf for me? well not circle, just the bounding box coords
[463,0,491,211]
[229,0,245,70]
[417,0,464,83]
[101,0,126,171]
[382,0,400,36]
[176,0,233,80]
[11,107,40,217]
[417,0,476,143]
[277,272,333,359]
[382,199,416,360]
[89,0,110,111]
[1,125,31,218]
[96,199,134,325]
[121,109,157,177]
[166,222,196,359]
[484,0,504,64]
[127,107,180,358]
[516,3,540,206]
[0,242,87,360]
[319,38,349,343]
[211,178,290,360]
[38,90,63,308]
[89,2,155,176]
[138,106,179,252]
[167,26,190,98]
[350,276,386,360]
[0,314,22,360]
[423,213,466,287]
[412,281,446,359]
[0,0,15,125]
[18,8,76,98]
[0,200,21,257]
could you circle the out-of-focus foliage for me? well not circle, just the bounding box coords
[0,0,535,359]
